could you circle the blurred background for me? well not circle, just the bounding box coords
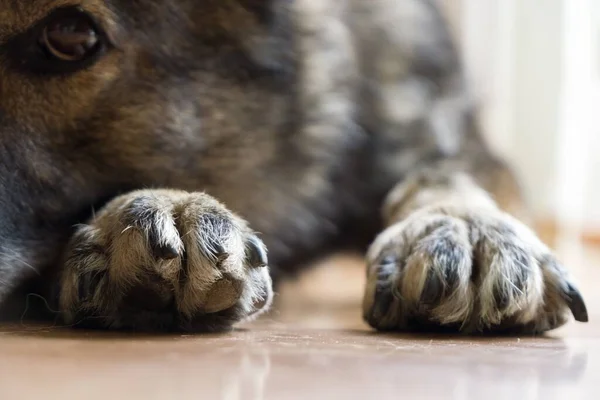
[439,0,599,244]
[279,0,600,313]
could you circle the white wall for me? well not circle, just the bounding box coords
[556,0,595,229]
[582,0,600,226]
[444,0,600,230]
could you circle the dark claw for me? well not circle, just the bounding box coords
[245,235,268,268]
[375,282,395,316]
[493,288,511,311]
[364,258,398,328]
[565,283,589,323]
[152,243,180,260]
[77,270,106,301]
[365,278,395,328]
[421,270,443,305]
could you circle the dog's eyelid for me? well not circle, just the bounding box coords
[73,7,121,50]
[57,6,113,44]
[0,5,123,76]
[39,5,121,51]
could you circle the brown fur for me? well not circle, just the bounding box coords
[0,0,587,333]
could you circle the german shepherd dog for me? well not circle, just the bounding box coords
[0,0,588,333]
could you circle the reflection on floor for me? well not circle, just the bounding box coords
[0,239,597,400]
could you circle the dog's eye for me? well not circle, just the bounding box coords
[39,11,102,62]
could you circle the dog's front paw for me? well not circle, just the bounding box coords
[58,190,272,332]
[363,207,588,334]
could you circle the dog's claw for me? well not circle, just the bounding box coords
[245,235,268,269]
[565,283,588,322]
[152,243,180,260]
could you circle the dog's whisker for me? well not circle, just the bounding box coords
[0,250,40,276]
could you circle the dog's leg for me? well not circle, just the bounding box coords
[363,156,588,334]
[57,189,273,331]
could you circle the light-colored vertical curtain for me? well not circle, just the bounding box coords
[440,0,599,231]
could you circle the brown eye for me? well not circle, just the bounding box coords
[40,12,101,62]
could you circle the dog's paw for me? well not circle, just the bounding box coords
[58,190,272,332]
[363,207,588,334]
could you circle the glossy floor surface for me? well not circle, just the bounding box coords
[0,240,598,400]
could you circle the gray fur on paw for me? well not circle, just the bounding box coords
[363,208,587,334]
[59,189,273,332]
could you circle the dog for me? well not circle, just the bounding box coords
[0,0,588,333]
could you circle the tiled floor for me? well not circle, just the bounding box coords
[0,242,597,400]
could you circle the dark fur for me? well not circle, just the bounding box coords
[0,0,587,332]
